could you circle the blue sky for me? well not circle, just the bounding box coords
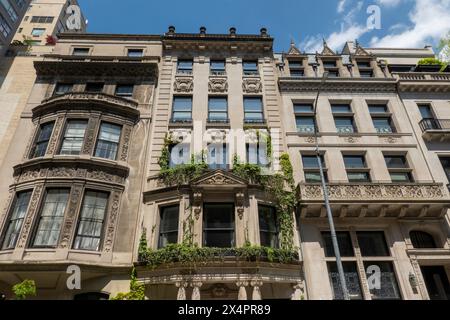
[77,0,450,54]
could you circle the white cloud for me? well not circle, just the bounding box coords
[302,25,368,53]
[370,0,450,48]
[337,0,347,13]
[375,0,404,6]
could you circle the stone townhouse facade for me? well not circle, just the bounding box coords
[0,28,449,300]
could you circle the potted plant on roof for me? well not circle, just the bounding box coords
[415,58,446,72]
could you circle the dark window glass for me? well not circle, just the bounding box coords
[331,104,352,113]
[172,97,192,122]
[177,60,193,74]
[73,191,108,251]
[410,231,437,249]
[439,157,450,182]
[357,61,371,68]
[334,117,356,133]
[244,97,264,123]
[384,156,408,168]
[364,262,401,300]
[302,155,324,169]
[359,70,373,78]
[323,60,337,68]
[33,189,70,247]
[127,49,143,57]
[258,206,278,248]
[322,231,354,257]
[390,172,413,183]
[158,205,179,248]
[94,123,122,160]
[203,204,235,248]
[210,60,226,74]
[208,97,228,122]
[357,231,389,257]
[294,103,314,113]
[296,117,315,133]
[290,69,305,77]
[1,191,32,250]
[368,104,388,113]
[31,122,54,158]
[303,155,327,183]
[343,156,366,168]
[373,118,394,133]
[72,47,89,56]
[59,120,88,155]
[85,83,104,93]
[243,61,258,75]
[115,84,134,97]
[54,83,73,95]
[418,104,434,119]
[328,262,363,300]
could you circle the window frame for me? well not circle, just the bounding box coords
[171,96,193,123]
[243,60,259,76]
[177,59,193,75]
[210,60,226,76]
[258,205,279,248]
[302,154,328,183]
[208,96,228,123]
[158,205,180,249]
[243,97,265,124]
[30,121,55,159]
[384,154,414,183]
[58,119,88,156]
[94,122,123,161]
[202,203,236,248]
[343,154,371,183]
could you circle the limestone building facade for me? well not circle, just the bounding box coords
[0,28,449,300]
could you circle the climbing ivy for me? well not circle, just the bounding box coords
[110,267,145,300]
[12,280,36,300]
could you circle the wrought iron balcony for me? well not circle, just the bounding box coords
[419,118,450,141]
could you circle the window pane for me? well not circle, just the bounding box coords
[243,61,258,71]
[343,156,366,168]
[94,123,122,160]
[328,262,363,300]
[390,172,412,183]
[115,84,134,96]
[33,122,54,158]
[244,98,263,111]
[1,191,32,250]
[364,262,401,300]
[31,28,45,36]
[203,204,235,248]
[410,231,437,249]
[302,155,324,169]
[373,118,394,133]
[322,232,354,257]
[348,172,371,183]
[208,98,227,111]
[158,205,179,248]
[369,105,388,113]
[289,61,303,69]
[85,83,104,93]
[334,118,355,133]
[296,117,315,133]
[60,120,88,155]
[73,48,89,56]
[173,97,192,111]
[33,189,70,247]
[357,231,389,257]
[418,105,433,119]
[177,60,193,73]
[331,104,352,113]
[210,60,225,71]
[305,172,325,183]
[384,156,407,168]
[294,104,314,113]
[258,206,278,248]
[127,49,143,57]
[54,83,73,95]
[73,191,108,251]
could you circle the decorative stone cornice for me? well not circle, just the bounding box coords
[393,72,450,93]
[33,92,140,121]
[12,158,129,188]
[278,77,398,93]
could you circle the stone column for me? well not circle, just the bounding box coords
[176,281,188,300]
[250,280,263,300]
[191,281,203,300]
[291,282,304,300]
[236,281,248,300]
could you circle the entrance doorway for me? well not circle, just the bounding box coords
[421,266,450,300]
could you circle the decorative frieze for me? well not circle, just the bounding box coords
[103,191,121,252]
[120,126,133,162]
[242,78,263,93]
[17,184,44,248]
[173,76,194,93]
[59,185,83,248]
[208,77,228,93]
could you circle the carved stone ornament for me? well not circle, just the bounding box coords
[384,136,398,144]
[209,77,228,93]
[174,76,194,93]
[242,78,263,93]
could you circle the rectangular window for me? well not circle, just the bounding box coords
[210,60,226,75]
[1,191,32,250]
[207,143,228,170]
[384,155,413,183]
[1,0,18,22]
[73,191,109,251]
[331,104,356,133]
[369,104,395,133]
[322,231,354,257]
[243,61,258,76]
[13,0,27,9]
[54,83,73,95]
[30,16,54,23]
[323,60,340,77]
[31,28,45,37]
[115,84,134,97]
[31,122,54,158]
[244,97,264,123]
[158,205,179,248]
[208,97,228,122]
[328,262,363,300]
[177,60,193,74]
[94,122,122,160]
[127,49,143,57]
[364,262,401,300]
[294,103,315,133]
[59,120,88,155]
[172,96,192,123]
[72,47,90,56]
[258,206,278,248]
[33,189,70,247]
[439,157,450,182]
[302,154,327,183]
[343,155,371,183]
[203,203,235,248]
[357,231,390,257]
[0,12,12,37]
[418,104,434,119]
[357,60,373,78]
[331,104,352,113]
[85,83,104,93]
[289,60,304,77]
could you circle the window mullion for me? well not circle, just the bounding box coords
[350,230,372,300]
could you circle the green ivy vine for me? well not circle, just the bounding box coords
[110,267,145,300]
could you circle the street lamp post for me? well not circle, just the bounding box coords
[313,72,350,300]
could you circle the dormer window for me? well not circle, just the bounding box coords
[289,60,304,77]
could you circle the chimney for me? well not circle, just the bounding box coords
[229,27,236,36]
[260,28,268,37]
[168,26,176,35]
[200,26,207,35]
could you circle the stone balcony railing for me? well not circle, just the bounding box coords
[298,183,448,203]
[41,92,138,109]
[393,72,450,81]
[392,72,450,93]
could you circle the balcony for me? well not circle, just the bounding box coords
[297,183,450,219]
[244,119,267,129]
[169,117,193,128]
[393,72,450,93]
[33,92,140,120]
[419,118,450,141]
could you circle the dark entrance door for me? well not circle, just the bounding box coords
[421,266,450,300]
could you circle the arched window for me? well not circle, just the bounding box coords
[410,231,437,249]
